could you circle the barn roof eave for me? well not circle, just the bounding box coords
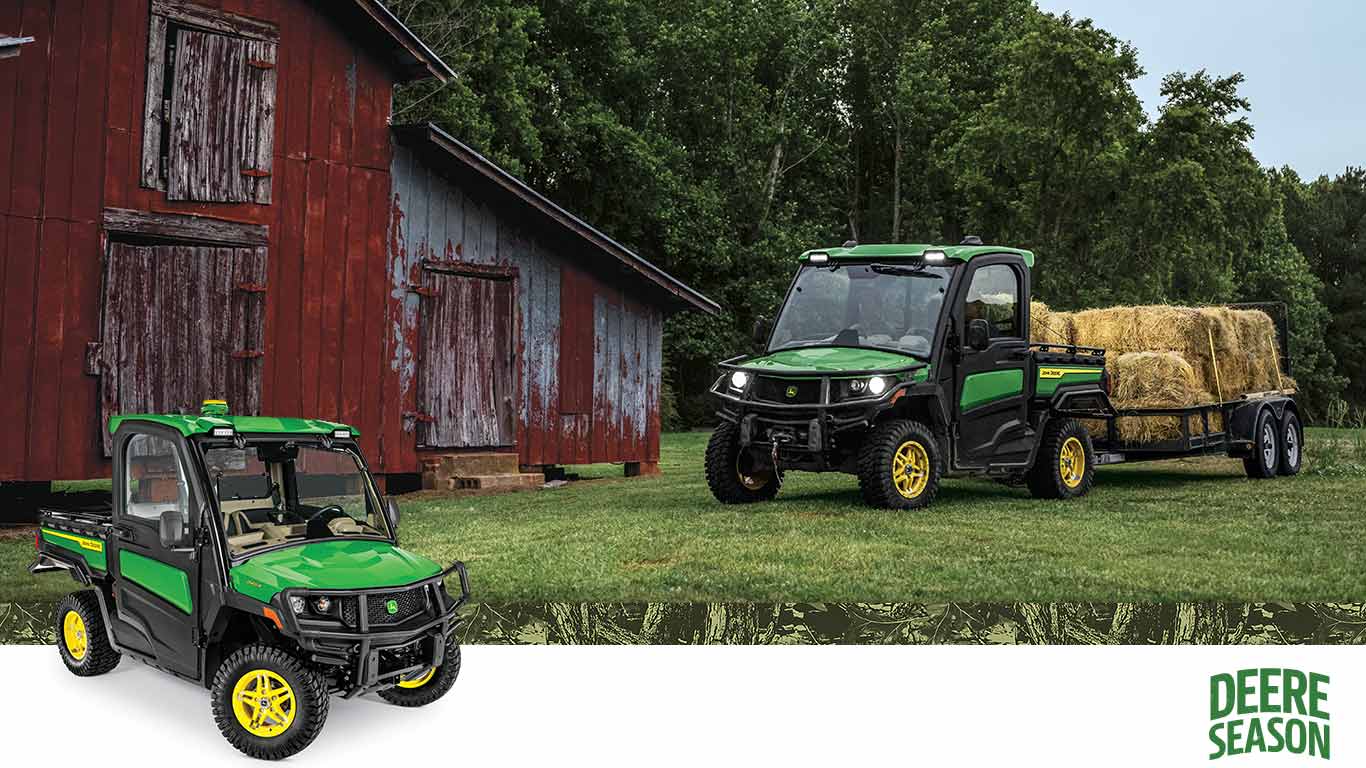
[340,0,455,84]
[393,123,721,316]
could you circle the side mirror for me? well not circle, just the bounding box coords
[159,507,187,549]
[966,318,991,351]
[384,497,401,534]
[752,317,771,347]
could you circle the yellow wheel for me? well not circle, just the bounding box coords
[891,440,931,499]
[735,453,773,491]
[1028,419,1094,499]
[62,610,88,662]
[396,667,436,689]
[55,591,119,676]
[858,419,941,509]
[231,669,297,739]
[1059,436,1085,489]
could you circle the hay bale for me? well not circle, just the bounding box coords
[1030,301,1074,346]
[1102,352,1205,442]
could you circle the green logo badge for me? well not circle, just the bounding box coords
[1209,668,1330,760]
[385,599,399,615]
[785,385,798,398]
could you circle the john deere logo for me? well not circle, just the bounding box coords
[385,599,399,615]
[1209,668,1330,760]
[785,385,799,399]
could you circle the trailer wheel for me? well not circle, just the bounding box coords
[1243,409,1280,479]
[378,637,461,707]
[857,419,941,510]
[55,591,119,677]
[705,421,781,503]
[1277,410,1302,476]
[1027,419,1095,500]
[212,644,329,760]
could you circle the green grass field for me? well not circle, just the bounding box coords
[3,428,1364,604]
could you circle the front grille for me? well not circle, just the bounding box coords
[754,376,822,404]
[337,586,430,627]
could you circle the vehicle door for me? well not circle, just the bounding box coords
[952,258,1033,467]
[109,422,201,677]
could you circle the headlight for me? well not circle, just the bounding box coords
[312,596,332,613]
[867,376,888,396]
[289,596,306,615]
[729,371,750,390]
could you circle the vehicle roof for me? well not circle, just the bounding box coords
[798,243,1035,268]
[107,414,358,438]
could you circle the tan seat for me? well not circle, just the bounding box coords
[227,531,265,551]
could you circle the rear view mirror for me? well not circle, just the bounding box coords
[385,497,401,535]
[159,507,187,549]
[966,318,991,351]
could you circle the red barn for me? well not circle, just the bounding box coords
[0,0,714,509]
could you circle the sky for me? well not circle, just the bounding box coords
[1034,0,1366,179]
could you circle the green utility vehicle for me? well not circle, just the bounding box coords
[29,400,470,760]
[707,241,1302,509]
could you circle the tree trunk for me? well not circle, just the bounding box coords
[891,118,903,241]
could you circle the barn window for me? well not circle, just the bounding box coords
[96,209,269,455]
[139,0,277,204]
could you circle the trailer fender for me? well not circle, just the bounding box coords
[1226,398,1293,456]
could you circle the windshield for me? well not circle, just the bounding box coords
[768,262,953,358]
[203,442,389,557]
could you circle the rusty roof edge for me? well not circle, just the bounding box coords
[348,0,455,83]
[395,123,721,315]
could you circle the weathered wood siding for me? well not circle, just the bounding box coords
[416,265,517,449]
[390,144,663,467]
[98,242,268,454]
[0,0,402,481]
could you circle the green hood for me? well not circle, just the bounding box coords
[229,539,443,603]
[743,346,920,375]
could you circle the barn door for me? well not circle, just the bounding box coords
[416,264,517,449]
[98,242,268,454]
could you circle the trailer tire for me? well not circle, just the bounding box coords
[1243,409,1280,479]
[55,590,120,676]
[705,421,781,504]
[1277,410,1302,476]
[857,419,941,510]
[212,644,329,760]
[378,637,461,707]
[1027,418,1095,500]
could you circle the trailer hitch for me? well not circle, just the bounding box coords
[769,433,794,489]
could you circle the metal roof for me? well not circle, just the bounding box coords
[800,243,1036,268]
[0,36,34,60]
[392,123,721,315]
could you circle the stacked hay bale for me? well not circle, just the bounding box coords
[1030,302,1292,443]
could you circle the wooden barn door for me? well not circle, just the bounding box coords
[416,263,517,449]
[97,242,267,454]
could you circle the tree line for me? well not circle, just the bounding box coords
[389,0,1363,425]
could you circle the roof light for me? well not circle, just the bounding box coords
[210,426,234,438]
[332,428,351,439]
[808,252,829,264]
[923,250,947,263]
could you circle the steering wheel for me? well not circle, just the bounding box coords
[303,505,348,538]
[303,504,345,522]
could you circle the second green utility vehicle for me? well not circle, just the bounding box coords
[29,400,470,759]
[707,241,1301,509]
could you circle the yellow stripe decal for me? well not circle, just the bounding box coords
[41,528,104,553]
[1038,367,1102,379]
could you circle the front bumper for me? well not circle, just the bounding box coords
[710,358,926,464]
[278,561,471,698]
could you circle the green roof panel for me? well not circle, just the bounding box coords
[108,413,358,438]
[799,243,1035,268]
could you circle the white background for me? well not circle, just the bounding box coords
[0,644,1357,766]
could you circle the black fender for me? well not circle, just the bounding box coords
[1046,384,1116,418]
[1226,396,1295,454]
[32,553,123,655]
